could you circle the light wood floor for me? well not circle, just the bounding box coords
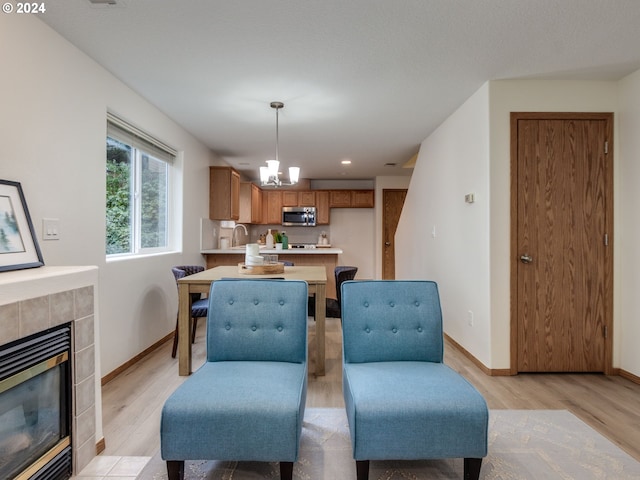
[100,317,640,461]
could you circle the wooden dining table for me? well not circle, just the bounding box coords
[177,264,327,376]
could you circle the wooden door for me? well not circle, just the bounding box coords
[511,113,613,373]
[382,189,407,279]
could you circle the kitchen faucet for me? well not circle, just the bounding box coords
[232,223,248,247]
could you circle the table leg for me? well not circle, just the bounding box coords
[314,283,326,376]
[178,283,192,376]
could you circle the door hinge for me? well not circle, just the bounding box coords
[604,325,608,339]
[604,234,609,246]
[604,141,609,154]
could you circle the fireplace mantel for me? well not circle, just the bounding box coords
[0,265,101,475]
[0,266,98,305]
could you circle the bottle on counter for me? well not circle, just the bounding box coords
[266,229,274,249]
[281,231,288,249]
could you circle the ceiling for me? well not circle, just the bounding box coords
[39,0,640,182]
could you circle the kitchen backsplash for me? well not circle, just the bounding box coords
[201,218,331,249]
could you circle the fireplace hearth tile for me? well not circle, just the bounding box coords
[75,345,96,384]
[51,290,74,326]
[20,295,50,336]
[75,404,96,448]
[75,316,94,351]
[74,286,94,318]
[75,374,96,415]
[0,302,19,344]
[74,455,120,476]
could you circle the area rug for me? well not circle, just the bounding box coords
[138,408,640,479]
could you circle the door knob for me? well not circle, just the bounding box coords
[520,254,533,264]
[385,242,391,246]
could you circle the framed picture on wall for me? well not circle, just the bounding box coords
[0,179,44,272]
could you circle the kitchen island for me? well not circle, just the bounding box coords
[202,246,343,298]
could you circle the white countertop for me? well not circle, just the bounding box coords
[202,246,342,255]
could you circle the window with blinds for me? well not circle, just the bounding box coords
[106,113,176,256]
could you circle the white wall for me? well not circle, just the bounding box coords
[396,83,492,366]
[618,69,640,378]
[397,78,630,372]
[330,208,375,280]
[0,15,218,378]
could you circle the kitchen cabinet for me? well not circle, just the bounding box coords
[329,189,374,208]
[351,189,375,208]
[329,190,352,208]
[209,166,240,220]
[239,182,263,224]
[298,191,316,206]
[281,191,299,207]
[315,191,330,224]
[263,190,282,224]
[248,187,373,224]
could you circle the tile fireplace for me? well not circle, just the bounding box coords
[0,266,101,479]
[0,324,72,480]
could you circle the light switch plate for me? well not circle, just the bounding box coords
[42,218,60,240]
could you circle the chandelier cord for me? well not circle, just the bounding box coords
[275,104,279,163]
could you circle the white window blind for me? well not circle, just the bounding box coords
[106,112,177,164]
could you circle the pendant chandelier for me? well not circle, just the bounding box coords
[260,101,300,187]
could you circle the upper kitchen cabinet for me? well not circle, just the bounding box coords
[315,191,330,225]
[281,190,299,207]
[329,190,351,208]
[351,189,375,208]
[209,166,240,220]
[263,190,283,224]
[329,190,374,208]
[298,191,316,206]
[239,182,263,224]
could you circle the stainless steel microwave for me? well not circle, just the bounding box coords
[282,206,316,226]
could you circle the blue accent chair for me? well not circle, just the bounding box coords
[341,280,488,480]
[160,279,309,480]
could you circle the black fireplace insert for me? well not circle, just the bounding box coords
[0,324,72,480]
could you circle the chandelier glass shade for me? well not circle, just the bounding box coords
[260,102,300,187]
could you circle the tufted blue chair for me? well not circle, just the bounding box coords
[171,266,209,358]
[341,280,488,480]
[160,279,309,480]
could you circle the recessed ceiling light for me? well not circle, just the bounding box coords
[341,160,352,165]
[384,162,397,167]
[87,0,122,6]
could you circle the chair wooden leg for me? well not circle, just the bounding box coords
[464,458,482,480]
[171,316,179,358]
[166,460,184,480]
[356,460,370,480]
[279,461,293,480]
[191,316,198,343]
